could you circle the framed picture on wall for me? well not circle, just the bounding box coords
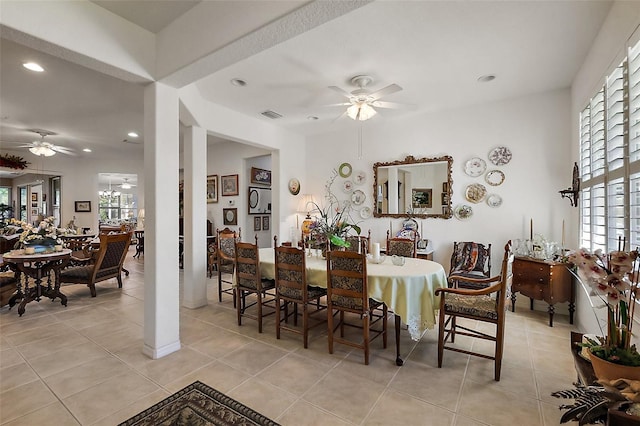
[412,188,433,209]
[31,208,38,216]
[250,167,271,186]
[74,201,91,212]
[262,216,270,231]
[254,216,261,231]
[31,193,38,202]
[206,175,218,203]
[223,208,237,225]
[221,174,239,196]
[31,202,37,208]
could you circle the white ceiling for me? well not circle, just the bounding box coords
[0,1,614,157]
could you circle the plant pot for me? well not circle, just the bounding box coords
[589,349,640,382]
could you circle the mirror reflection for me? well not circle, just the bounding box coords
[373,155,453,219]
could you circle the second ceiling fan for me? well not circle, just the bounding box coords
[328,75,405,121]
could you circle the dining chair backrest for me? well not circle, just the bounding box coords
[386,230,417,258]
[274,245,308,301]
[217,227,240,261]
[326,249,369,313]
[345,230,371,254]
[235,240,264,291]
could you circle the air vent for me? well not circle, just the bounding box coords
[261,110,282,119]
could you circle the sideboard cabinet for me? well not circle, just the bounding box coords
[511,256,574,327]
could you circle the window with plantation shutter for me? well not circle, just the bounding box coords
[580,39,640,253]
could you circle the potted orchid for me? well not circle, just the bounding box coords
[568,248,640,378]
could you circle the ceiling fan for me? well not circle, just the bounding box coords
[120,178,136,189]
[327,75,405,121]
[11,130,74,156]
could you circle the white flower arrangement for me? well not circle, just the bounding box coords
[10,216,64,245]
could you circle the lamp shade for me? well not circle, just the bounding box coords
[347,103,377,121]
[297,194,316,213]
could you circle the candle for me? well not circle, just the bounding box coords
[389,220,392,235]
[562,220,565,248]
[421,221,424,238]
[372,242,380,260]
[296,214,299,229]
[530,218,533,240]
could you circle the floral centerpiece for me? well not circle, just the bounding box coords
[568,248,640,367]
[11,216,63,248]
[308,170,360,250]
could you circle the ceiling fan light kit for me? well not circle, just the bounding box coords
[29,145,55,156]
[329,74,403,122]
[347,103,377,121]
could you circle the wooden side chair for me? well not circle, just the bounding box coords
[448,241,492,289]
[216,227,241,306]
[345,230,371,254]
[59,232,131,297]
[0,258,17,307]
[274,242,327,348]
[435,240,513,381]
[386,230,417,257]
[133,230,144,259]
[235,236,275,333]
[326,249,387,365]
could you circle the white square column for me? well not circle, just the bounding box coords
[142,82,181,359]
[183,125,208,308]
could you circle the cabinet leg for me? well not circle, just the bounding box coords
[510,293,517,313]
[548,304,555,327]
[569,302,575,324]
[530,298,534,311]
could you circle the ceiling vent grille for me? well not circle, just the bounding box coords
[261,110,282,119]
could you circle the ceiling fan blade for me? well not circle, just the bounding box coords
[52,146,76,156]
[328,86,352,98]
[371,100,416,110]
[369,83,402,101]
[321,102,352,107]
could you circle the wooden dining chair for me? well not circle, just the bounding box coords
[274,243,327,347]
[345,230,371,254]
[59,232,131,297]
[235,236,276,333]
[386,230,417,257]
[216,227,241,306]
[326,249,387,365]
[435,240,513,381]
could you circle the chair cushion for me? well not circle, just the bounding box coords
[60,266,93,280]
[444,293,498,320]
[279,285,326,300]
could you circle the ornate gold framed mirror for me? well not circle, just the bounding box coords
[373,155,453,219]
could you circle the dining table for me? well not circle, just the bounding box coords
[3,249,72,316]
[257,248,448,365]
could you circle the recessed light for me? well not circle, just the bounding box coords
[230,78,247,87]
[23,62,44,72]
[307,116,319,121]
[83,148,92,153]
[127,132,139,138]
[477,75,496,83]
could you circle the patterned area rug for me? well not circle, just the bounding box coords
[119,381,280,426]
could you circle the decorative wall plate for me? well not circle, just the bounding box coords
[339,162,352,178]
[464,157,486,177]
[465,183,487,203]
[485,170,505,186]
[351,189,366,205]
[488,146,512,165]
[343,180,353,193]
[288,178,300,195]
[486,194,503,208]
[360,206,372,219]
[454,204,473,221]
[354,170,366,185]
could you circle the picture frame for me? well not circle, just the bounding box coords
[223,208,237,225]
[412,188,433,209]
[442,182,449,192]
[254,216,261,231]
[31,193,38,202]
[248,186,272,215]
[31,208,38,216]
[31,202,38,208]
[262,216,270,231]
[206,175,218,203]
[74,200,91,212]
[250,167,271,186]
[221,174,239,196]
[441,193,449,204]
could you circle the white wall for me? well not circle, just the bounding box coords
[306,88,573,278]
[571,2,640,335]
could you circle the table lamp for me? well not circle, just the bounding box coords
[298,194,316,237]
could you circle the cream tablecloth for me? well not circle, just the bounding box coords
[258,248,447,340]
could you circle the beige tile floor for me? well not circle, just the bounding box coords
[0,250,579,425]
